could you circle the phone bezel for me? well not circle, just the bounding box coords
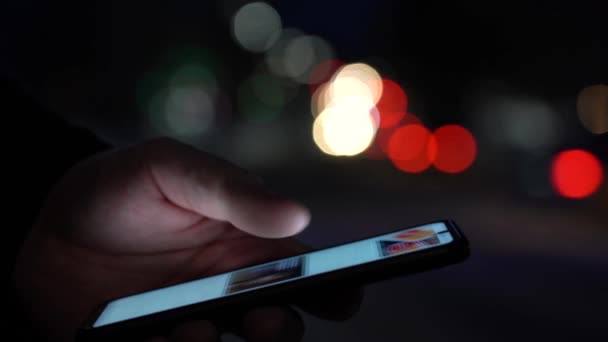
[77,219,469,341]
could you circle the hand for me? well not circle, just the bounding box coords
[14,138,362,341]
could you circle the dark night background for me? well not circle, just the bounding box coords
[2,1,607,341]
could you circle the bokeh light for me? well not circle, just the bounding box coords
[474,93,560,151]
[283,35,334,83]
[147,83,217,140]
[431,125,477,173]
[577,84,608,134]
[326,76,375,108]
[387,124,435,173]
[139,50,222,140]
[313,99,377,156]
[163,86,214,136]
[310,82,330,118]
[329,63,383,104]
[266,29,304,76]
[232,2,282,53]
[312,112,336,155]
[551,149,604,199]
[375,79,408,128]
[310,62,393,157]
[308,59,344,93]
[266,30,334,84]
[365,113,422,160]
[169,64,218,93]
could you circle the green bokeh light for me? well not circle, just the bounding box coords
[138,46,223,138]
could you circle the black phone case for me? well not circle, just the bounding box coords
[77,219,470,341]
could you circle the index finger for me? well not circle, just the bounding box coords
[144,138,310,238]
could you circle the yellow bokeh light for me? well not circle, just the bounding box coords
[331,63,383,104]
[326,76,375,106]
[312,112,336,155]
[310,82,330,118]
[313,99,377,156]
[310,62,383,156]
[577,84,608,135]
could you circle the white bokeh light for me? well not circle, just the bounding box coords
[266,28,304,77]
[330,63,383,104]
[162,86,215,137]
[283,35,334,83]
[476,95,560,151]
[313,98,378,156]
[232,2,282,53]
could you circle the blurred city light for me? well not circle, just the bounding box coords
[308,59,344,93]
[312,111,336,155]
[313,99,378,156]
[326,76,375,107]
[232,2,282,53]
[329,63,383,105]
[365,113,422,160]
[474,93,560,151]
[265,28,306,77]
[310,82,330,118]
[162,86,215,137]
[169,64,218,93]
[387,124,435,173]
[375,79,408,128]
[551,149,604,199]
[577,84,608,134]
[283,35,334,83]
[310,62,387,156]
[431,125,477,173]
[146,83,218,140]
[140,52,221,140]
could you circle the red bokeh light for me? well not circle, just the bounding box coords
[431,125,477,174]
[375,79,408,129]
[551,149,604,199]
[365,113,422,160]
[308,59,344,93]
[387,124,435,173]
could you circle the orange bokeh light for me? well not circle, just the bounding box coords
[387,124,435,173]
[375,79,408,128]
[551,149,604,199]
[431,125,477,174]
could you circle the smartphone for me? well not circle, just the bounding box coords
[77,219,469,341]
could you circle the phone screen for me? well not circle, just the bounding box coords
[93,222,454,327]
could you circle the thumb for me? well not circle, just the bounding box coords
[143,138,310,238]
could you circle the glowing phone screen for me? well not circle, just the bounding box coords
[94,222,453,327]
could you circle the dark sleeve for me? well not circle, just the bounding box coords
[3,76,111,341]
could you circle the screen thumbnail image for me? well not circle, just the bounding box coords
[225,256,305,295]
[378,229,441,257]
